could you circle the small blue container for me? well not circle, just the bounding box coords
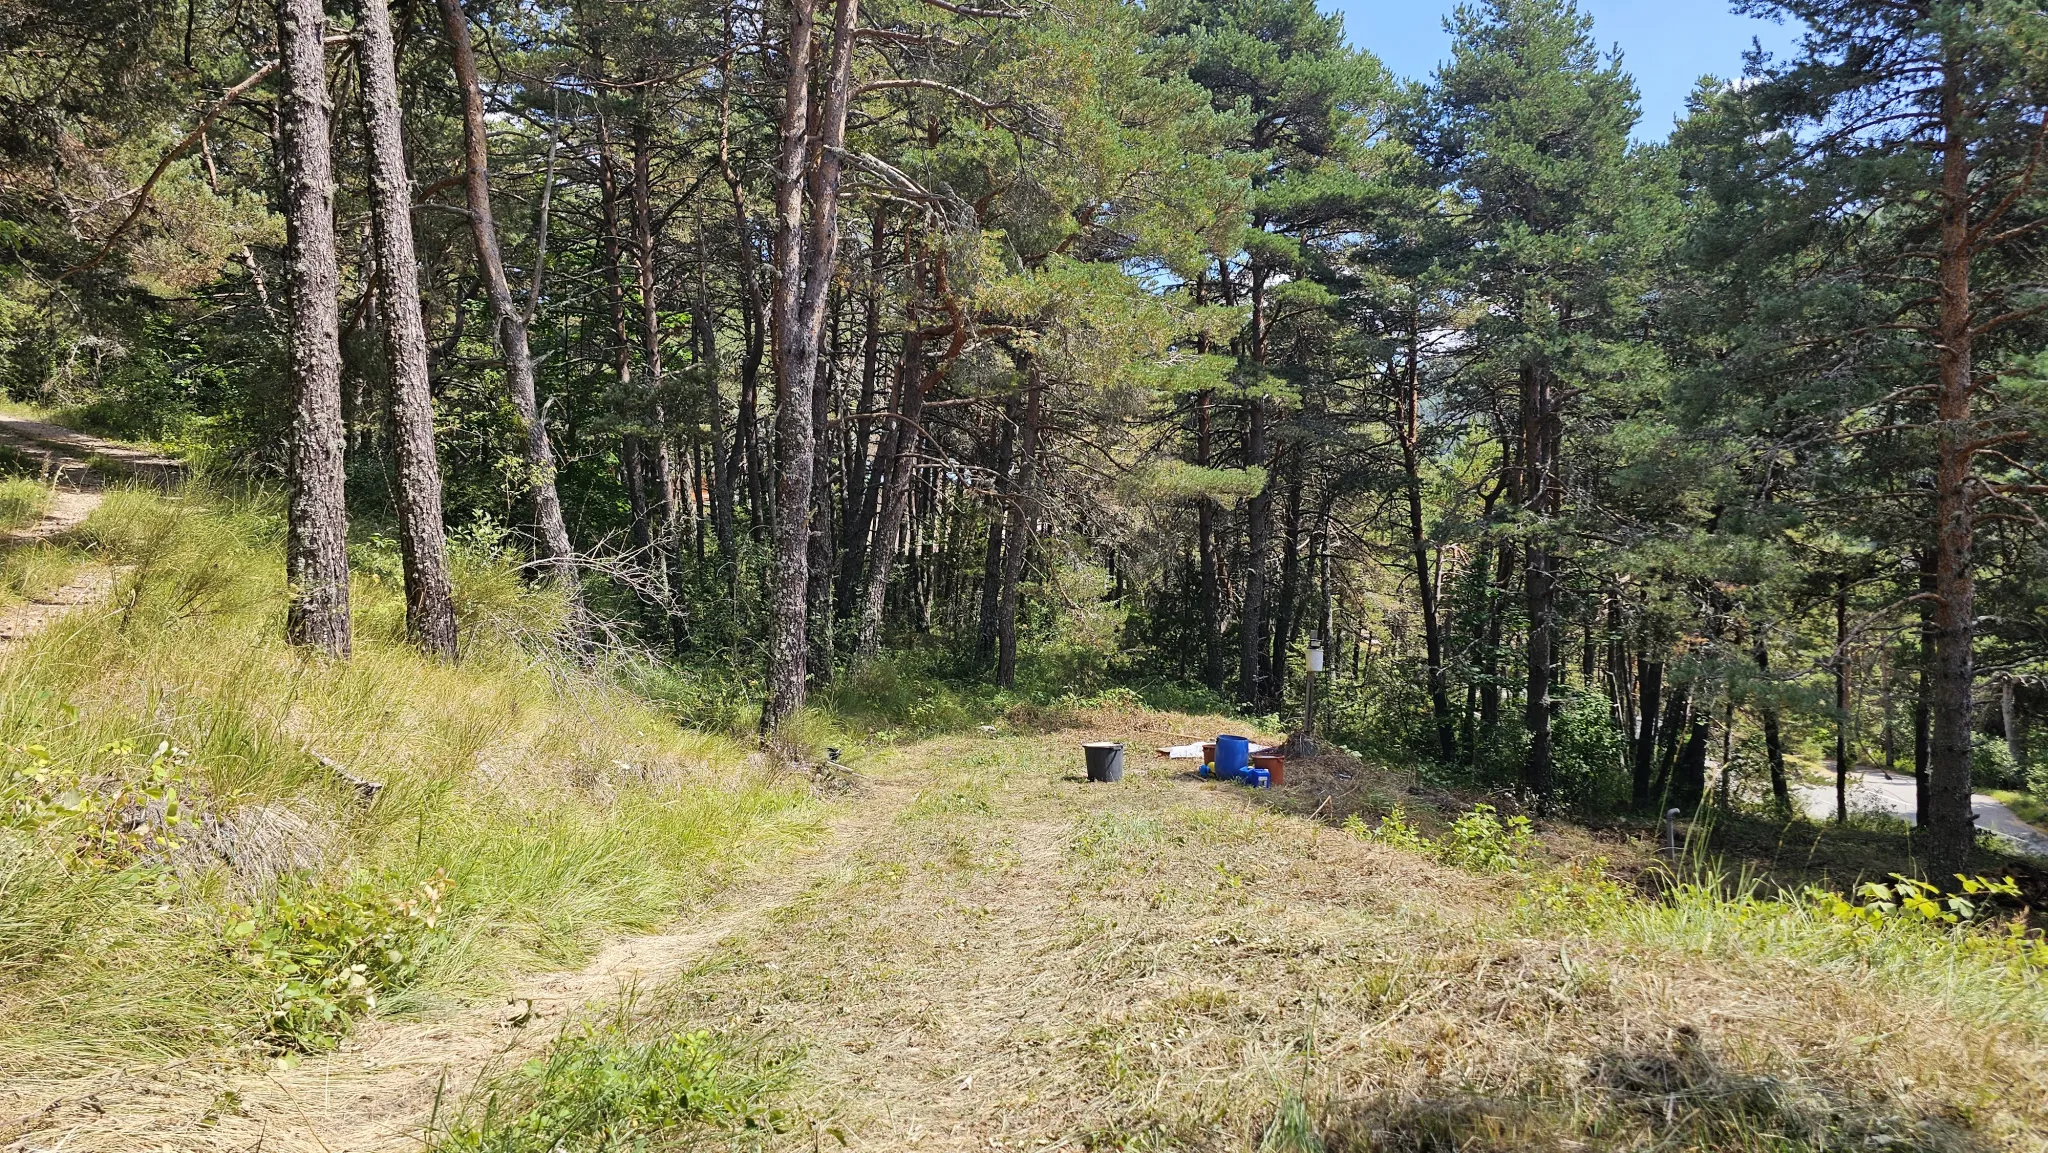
[1215,735,1251,778]
[1244,767,1271,789]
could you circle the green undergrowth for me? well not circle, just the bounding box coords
[631,644,1253,760]
[1348,802,2048,1030]
[431,1003,798,1152]
[0,483,816,1069]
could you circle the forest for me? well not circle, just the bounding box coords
[7,0,2048,898]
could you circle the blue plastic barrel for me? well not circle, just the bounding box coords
[1215,735,1251,779]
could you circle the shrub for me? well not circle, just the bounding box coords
[1971,738,2023,789]
[226,872,449,1052]
[1437,803,1538,872]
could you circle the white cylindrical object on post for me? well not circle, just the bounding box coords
[1307,643,1324,673]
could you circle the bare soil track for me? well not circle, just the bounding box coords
[0,413,179,650]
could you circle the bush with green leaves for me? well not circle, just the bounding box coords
[1971,738,2024,790]
[226,873,449,1051]
[1438,803,1539,872]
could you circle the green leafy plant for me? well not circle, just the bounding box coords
[1345,806,1428,852]
[226,872,449,1051]
[1811,873,2020,929]
[1438,804,1538,873]
[1346,803,1537,873]
[2,738,189,865]
[434,1025,790,1151]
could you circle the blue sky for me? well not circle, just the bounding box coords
[1325,0,1805,142]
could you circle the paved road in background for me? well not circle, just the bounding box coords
[1794,768,2048,859]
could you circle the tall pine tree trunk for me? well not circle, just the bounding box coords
[1633,654,1662,810]
[1400,318,1454,762]
[1522,358,1559,801]
[277,0,350,657]
[762,0,860,731]
[433,0,577,598]
[1195,387,1225,693]
[1753,639,1790,811]
[977,399,1014,663]
[1239,394,1269,706]
[356,0,456,658]
[996,366,1042,688]
[1915,547,1934,826]
[1834,575,1851,824]
[1926,68,1979,877]
[857,322,924,660]
[629,115,686,656]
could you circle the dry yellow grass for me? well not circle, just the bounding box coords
[418,725,2048,1152]
[8,716,2046,1150]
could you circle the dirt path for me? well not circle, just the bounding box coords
[0,414,160,649]
[0,783,912,1153]
[0,412,182,490]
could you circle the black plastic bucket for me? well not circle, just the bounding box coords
[1083,742,1125,783]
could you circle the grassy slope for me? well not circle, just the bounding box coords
[433,723,2048,1153]
[0,485,817,1074]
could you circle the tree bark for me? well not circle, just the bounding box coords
[762,0,860,732]
[1521,358,1559,801]
[1916,547,1934,825]
[2003,676,2022,769]
[694,247,735,557]
[977,398,1014,662]
[276,0,350,658]
[1399,319,1454,762]
[996,365,1042,688]
[1195,387,1225,693]
[629,113,686,656]
[432,0,577,597]
[1632,655,1662,811]
[1834,575,1851,824]
[1269,459,1303,695]
[1923,62,1982,879]
[1239,393,1269,707]
[1753,639,1790,811]
[356,0,457,658]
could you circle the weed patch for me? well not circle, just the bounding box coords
[226,872,449,1052]
[1347,802,1538,873]
[433,1020,794,1152]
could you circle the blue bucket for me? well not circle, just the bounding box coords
[1215,735,1251,779]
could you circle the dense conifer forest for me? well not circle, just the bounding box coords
[11,0,2048,899]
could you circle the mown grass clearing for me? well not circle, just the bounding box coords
[423,726,2046,1153]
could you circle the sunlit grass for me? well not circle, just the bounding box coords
[0,477,50,531]
[0,485,817,1072]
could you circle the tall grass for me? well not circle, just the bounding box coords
[0,476,51,531]
[0,485,816,1071]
